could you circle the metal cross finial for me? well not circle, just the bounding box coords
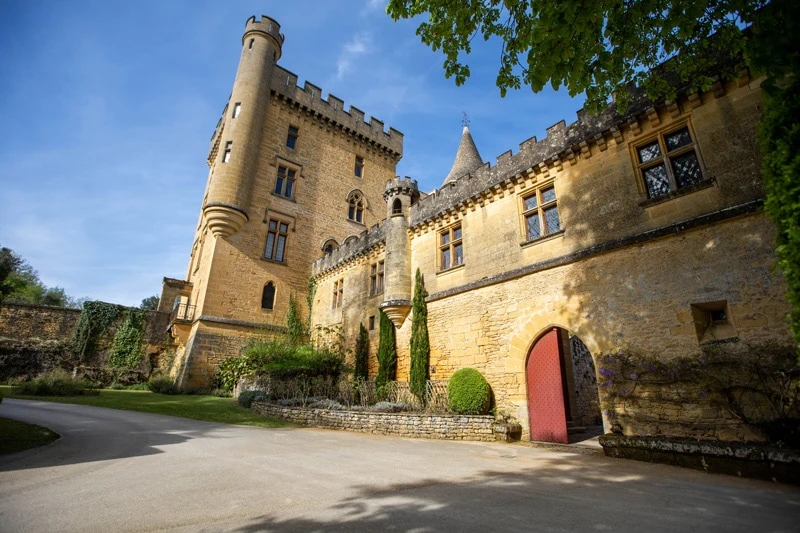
[462,112,470,128]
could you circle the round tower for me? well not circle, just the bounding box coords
[380,176,419,328]
[203,16,284,238]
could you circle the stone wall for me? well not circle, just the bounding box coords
[0,302,173,383]
[0,303,81,341]
[569,335,601,427]
[251,401,506,441]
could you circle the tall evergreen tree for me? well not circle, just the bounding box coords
[354,322,369,380]
[375,309,397,388]
[286,293,305,346]
[409,268,430,403]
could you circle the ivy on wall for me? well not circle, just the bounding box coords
[71,301,147,368]
[109,308,145,369]
[72,301,123,361]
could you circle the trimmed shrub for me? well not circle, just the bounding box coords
[237,390,266,408]
[12,369,98,396]
[447,368,492,415]
[409,268,430,403]
[215,339,348,393]
[147,375,178,395]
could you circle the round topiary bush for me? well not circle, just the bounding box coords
[447,368,491,415]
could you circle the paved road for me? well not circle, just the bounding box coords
[1,399,798,532]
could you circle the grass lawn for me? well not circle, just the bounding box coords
[0,386,287,428]
[0,416,60,455]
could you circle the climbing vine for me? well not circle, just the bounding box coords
[72,301,123,361]
[287,293,306,346]
[109,308,145,369]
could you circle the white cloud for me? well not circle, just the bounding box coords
[336,33,372,80]
[366,0,385,11]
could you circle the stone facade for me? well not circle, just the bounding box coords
[310,73,792,442]
[165,14,793,444]
[164,16,401,388]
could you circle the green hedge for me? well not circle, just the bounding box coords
[447,368,491,415]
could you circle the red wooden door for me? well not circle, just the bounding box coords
[526,328,568,443]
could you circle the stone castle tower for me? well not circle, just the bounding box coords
[160,15,403,388]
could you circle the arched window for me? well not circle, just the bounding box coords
[321,239,338,255]
[347,191,365,223]
[261,282,276,310]
[343,235,359,246]
[392,198,403,215]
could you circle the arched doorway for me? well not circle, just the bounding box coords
[526,327,602,443]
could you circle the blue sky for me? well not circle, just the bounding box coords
[0,0,584,306]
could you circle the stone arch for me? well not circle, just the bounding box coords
[343,235,359,246]
[321,238,338,255]
[261,281,276,310]
[508,313,607,440]
[346,189,367,223]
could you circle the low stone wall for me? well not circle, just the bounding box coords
[600,434,800,485]
[251,401,517,441]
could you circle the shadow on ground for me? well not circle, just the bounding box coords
[228,456,800,533]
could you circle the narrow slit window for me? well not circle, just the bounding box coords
[286,126,299,149]
[222,141,232,163]
[248,39,254,49]
[354,156,364,177]
[261,282,276,310]
[232,103,241,119]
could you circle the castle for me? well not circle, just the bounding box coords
[159,15,792,443]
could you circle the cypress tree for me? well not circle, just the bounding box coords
[409,268,430,403]
[354,322,369,380]
[286,293,305,346]
[375,309,397,388]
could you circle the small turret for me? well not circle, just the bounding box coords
[441,125,483,187]
[203,16,284,239]
[380,177,419,328]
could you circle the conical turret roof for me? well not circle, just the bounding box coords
[442,126,483,186]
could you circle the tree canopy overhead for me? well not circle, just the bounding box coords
[387,0,794,111]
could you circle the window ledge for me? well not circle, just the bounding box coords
[639,178,715,208]
[437,263,465,276]
[261,257,288,266]
[270,192,296,203]
[347,219,366,227]
[520,229,565,249]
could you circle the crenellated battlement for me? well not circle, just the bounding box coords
[312,223,386,278]
[271,65,403,158]
[243,15,284,53]
[384,176,419,201]
[408,72,745,229]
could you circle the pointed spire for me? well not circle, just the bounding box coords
[442,125,483,186]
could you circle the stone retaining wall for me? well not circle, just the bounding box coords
[251,401,515,441]
[600,434,800,485]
